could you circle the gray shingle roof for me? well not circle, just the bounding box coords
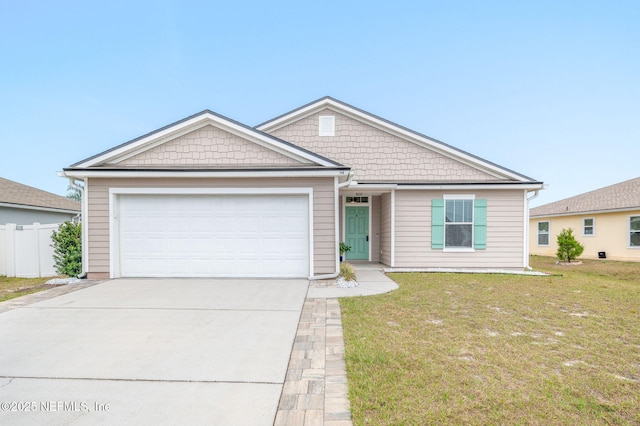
[0,177,80,212]
[530,177,640,217]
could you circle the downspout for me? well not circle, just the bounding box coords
[309,173,355,281]
[524,188,541,270]
[65,175,88,277]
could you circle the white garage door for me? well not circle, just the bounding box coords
[117,194,309,278]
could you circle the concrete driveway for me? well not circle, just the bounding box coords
[0,278,308,425]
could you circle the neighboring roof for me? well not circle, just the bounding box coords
[0,177,80,213]
[531,177,640,217]
[256,96,541,183]
[69,109,345,170]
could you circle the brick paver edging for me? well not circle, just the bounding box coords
[275,298,352,425]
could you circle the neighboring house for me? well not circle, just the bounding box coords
[0,177,80,225]
[61,97,543,280]
[530,177,640,262]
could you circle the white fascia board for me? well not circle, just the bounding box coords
[531,206,640,219]
[396,183,545,191]
[0,202,80,215]
[258,98,531,182]
[76,113,336,169]
[109,187,314,195]
[257,100,332,132]
[340,184,399,191]
[63,169,349,179]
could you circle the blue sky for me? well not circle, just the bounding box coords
[1,1,638,207]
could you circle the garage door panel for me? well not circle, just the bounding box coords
[118,194,309,278]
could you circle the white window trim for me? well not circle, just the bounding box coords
[582,217,595,237]
[629,215,640,249]
[443,194,475,252]
[537,221,550,246]
[319,115,335,136]
[108,187,315,279]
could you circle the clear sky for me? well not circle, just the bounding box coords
[1,1,638,207]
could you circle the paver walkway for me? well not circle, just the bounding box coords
[276,264,399,425]
[274,298,352,425]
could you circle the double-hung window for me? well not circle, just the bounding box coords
[630,216,640,247]
[537,221,550,246]
[583,218,594,236]
[445,198,474,248]
[431,195,486,250]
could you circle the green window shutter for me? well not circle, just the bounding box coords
[432,199,444,249]
[474,199,487,249]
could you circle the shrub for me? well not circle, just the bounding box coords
[556,228,584,263]
[339,242,351,255]
[340,262,357,281]
[51,221,82,277]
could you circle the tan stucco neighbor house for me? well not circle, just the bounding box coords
[62,97,544,280]
[530,177,640,262]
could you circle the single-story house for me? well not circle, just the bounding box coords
[62,97,544,280]
[530,177,640,262]
[0,177,80,225]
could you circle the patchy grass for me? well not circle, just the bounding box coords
[340,256,640,425]
[0,276,61,302]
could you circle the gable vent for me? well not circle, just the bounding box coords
[319,115,335,136]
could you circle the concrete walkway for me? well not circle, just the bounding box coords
[276,263,398,425]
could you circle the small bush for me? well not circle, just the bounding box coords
[51,221,82,277]
[339,242,351,255]
[556,228,584,263]
[340,262,357,281]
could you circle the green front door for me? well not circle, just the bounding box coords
[345,206,369,260]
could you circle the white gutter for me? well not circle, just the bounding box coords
[62,169,348,179]
[524,188,542,270]
[398,183,544,191]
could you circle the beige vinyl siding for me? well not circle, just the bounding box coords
[118,125,304,167]
[267,109,498,182]
[85,177,336,278]
[380,193,392,265]
[393,189,526,268]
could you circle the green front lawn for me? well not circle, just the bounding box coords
[340,256,640,425]
[0,276,60,302]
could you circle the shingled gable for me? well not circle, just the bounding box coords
[257,96,538,184]
[67,109,346,173]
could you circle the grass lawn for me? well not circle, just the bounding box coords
[0,276,61,302]
[340,256,640,425]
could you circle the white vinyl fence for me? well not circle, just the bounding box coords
[0,223,60,278]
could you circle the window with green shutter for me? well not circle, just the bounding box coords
[432,196,486,250]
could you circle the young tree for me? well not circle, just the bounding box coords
[51,221,82,276]
[556,228,584,263]
[66,185,82,201]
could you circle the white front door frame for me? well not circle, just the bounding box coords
[341,195,372,261]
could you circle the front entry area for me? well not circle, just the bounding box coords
[345,205,369,260]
